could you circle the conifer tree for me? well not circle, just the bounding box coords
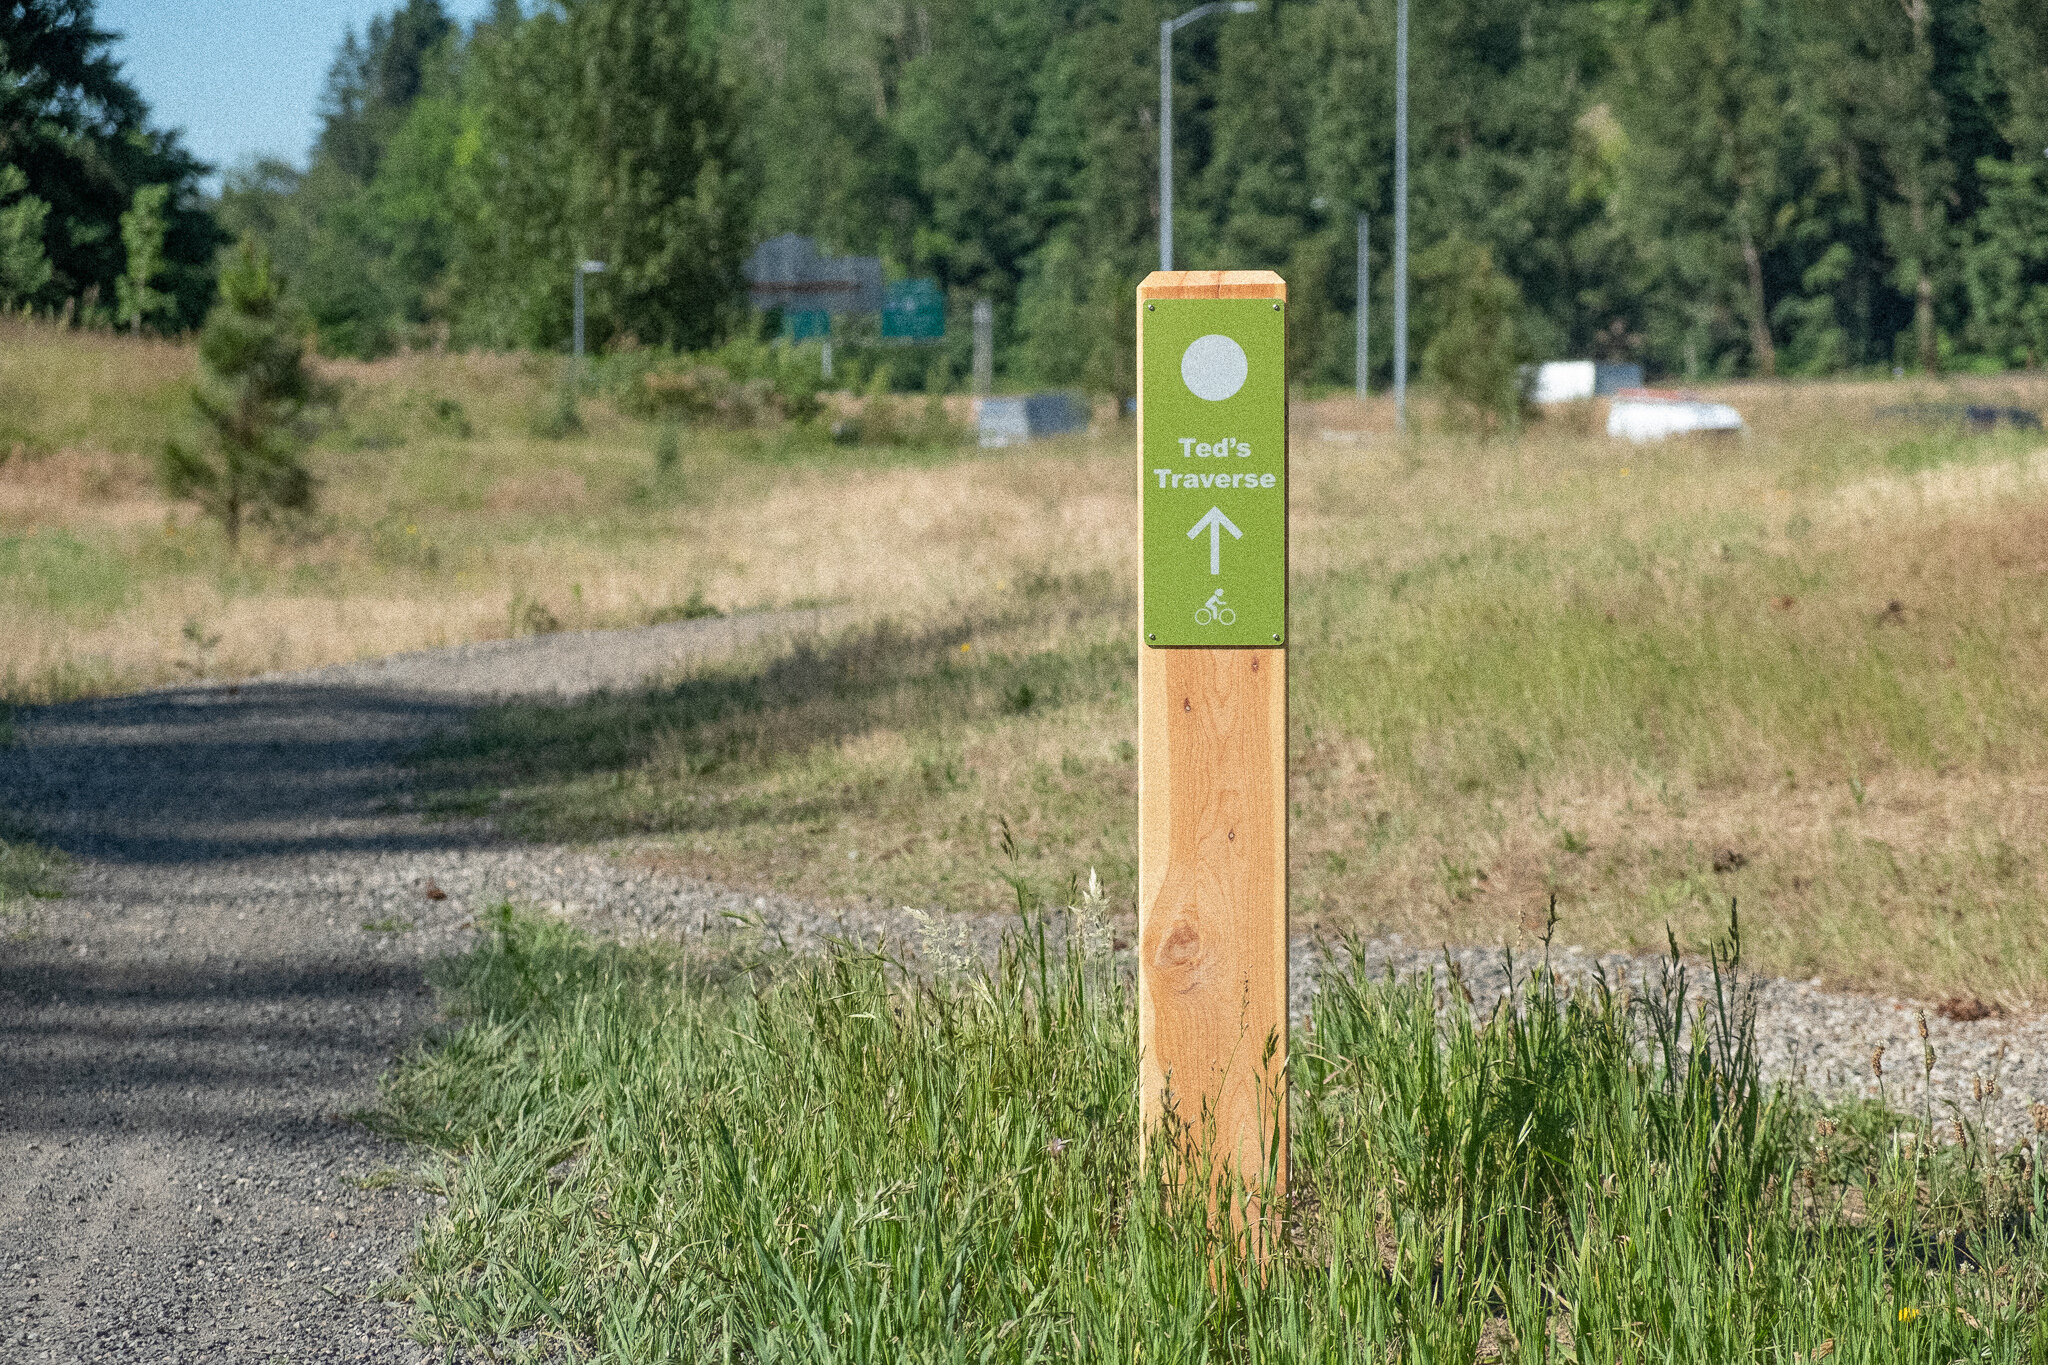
[1,1,215,326]
[0,166,53,309]
[1612,0,1804,376]
[1801,0,1953,372]
[1965,0,2048,365]
[115,183,171,333]
[159,244,323,548]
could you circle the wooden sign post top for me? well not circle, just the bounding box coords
[1136,269,1288,1233]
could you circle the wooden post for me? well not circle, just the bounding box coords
[1136,269,1288,1235]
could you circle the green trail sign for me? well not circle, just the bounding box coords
[1140,297,1287,646]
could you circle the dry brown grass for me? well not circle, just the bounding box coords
[0,325,1126,697]
[10,322,2048,1000]
[1278,375,2048,1001]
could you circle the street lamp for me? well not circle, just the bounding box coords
[1159,0,1257,273]
[1392,0,1408,430]
[573,259,606,360]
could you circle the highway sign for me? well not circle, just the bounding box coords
[882,278,946,340]
[1140,297,1286,646]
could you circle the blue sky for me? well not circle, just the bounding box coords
[100,0,493,182]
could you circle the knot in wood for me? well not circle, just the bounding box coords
[1160,921,1202,968]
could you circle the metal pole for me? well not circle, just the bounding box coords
[1157,4,1256,275]
[1159,20,1174,273]
[573,265,585,360]
[1392,0,1409,431]
[971,298,994,395]
[1356,214,1369,401]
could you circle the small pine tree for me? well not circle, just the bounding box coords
[0,166,52,310]
[159,242,324,547]
[116,184,173,334]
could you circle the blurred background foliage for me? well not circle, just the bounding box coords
[6,0,2048,391]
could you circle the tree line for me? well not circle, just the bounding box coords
[5,0,2048,392]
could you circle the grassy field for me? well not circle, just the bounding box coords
[7,318,2048,999]
[368,906,2048,1361]
[0,318,984,699]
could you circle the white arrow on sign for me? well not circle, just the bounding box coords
[1187,505,1243,575]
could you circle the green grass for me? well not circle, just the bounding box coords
[0,528,137,621]
[371,907,2048,1361]
[0,827,68,933]
[0,319,194,458]
[414,587,1139,916]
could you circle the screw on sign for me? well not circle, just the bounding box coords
[1135,270,1288,1250]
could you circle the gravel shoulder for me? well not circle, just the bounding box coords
[4,606,2043,1362]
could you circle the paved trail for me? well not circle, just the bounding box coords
[0,614,829,1364]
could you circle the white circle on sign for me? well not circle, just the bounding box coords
[1181,333,1248,402]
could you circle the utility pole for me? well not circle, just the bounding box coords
[573,259,606,360]
[1392,0,1408,431]
[1159,1,1259,272]
[1356,214,1369,401]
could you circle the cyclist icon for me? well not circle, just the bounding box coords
[1194,589,1236,626]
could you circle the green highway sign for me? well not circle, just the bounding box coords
[1140,297,1286,646]
[882,278,946,340]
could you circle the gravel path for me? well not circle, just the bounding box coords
[0,610,833,1364]
[4,607,2044,1362]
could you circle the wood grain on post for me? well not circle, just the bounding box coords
[1136,269,1288,1231]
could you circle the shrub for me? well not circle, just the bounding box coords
[528,378,582,440]
[607,336,824,426]
[652,423,681,474]
[1419,235,1537,438]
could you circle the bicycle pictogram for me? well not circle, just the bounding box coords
[1194,589,1235,626]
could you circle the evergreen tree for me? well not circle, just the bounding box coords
[1800,0,1954,372]
[1980,0,2048,154]
[1964,0,2048,366]
[226,0,2048,385]
[1612,0,1806,376]
[1198,9,1320,372]
[115,183,171,333]
[893,0,1061,305]
[720,0,922,261]
[159,244,323,549]
[1299,0,1391,383]
[316,0,456,182]
[0,166,52,308]
[220,1,458,356]
[0,1,218,324]
[1012,0,1157,398]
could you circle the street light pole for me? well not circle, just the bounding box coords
[573,259,606,360]
[1159,0,1258,273]
[1392,0,1409,431]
